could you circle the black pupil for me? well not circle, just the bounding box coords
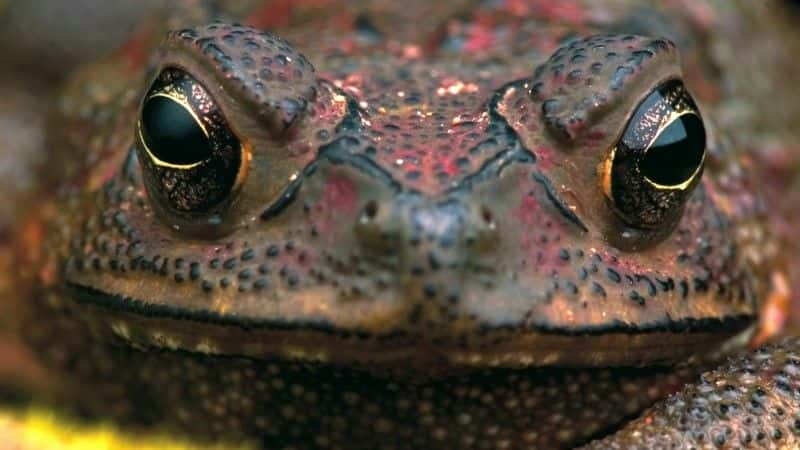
[141,96,212,165]
[640,113,705,186]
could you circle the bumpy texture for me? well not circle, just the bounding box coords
[60,23,761,363]
[531,34,679,142]
[583,337,800,449]
[7,1,795,449]
[168,23,319,132]
[24,310,698,450]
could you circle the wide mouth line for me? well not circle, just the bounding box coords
[66,282,755,337]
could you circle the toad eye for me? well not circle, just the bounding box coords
[140,94,212,168]
[601,79,706,228]
[639,110,705,187]
[136,68,245,215]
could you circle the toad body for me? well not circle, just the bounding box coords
[8,1,800,449]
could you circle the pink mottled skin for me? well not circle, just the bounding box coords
[311,174,360,236]
[5,1,800,449]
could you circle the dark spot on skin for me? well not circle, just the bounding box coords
[189,262,202,280]
[628,290,646,306]
[423,284,437,298]
[655,277,673,291]
[680,279,689,299]
[606,268,621,283]
[591,282,607,298]
[428,253,441,271]
[563,281,579,296]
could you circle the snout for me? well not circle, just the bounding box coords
[353,194,499,302]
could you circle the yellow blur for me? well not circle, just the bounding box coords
[0,405,254,450]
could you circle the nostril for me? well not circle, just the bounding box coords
[355,200,399,254]
[360,200,379,223]
[480,205,496,229]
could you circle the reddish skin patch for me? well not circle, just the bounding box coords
[464,22,496,53]
[441,155,463,178]
[534,147,555,171]
[585,127,607,142]
[512,193,541,232]
[324,174,359,214]
[512,174,574,269]
[512,174,552,265]
[311,174,360,237]
[392,144,462,181]
[513,194,544,273]
[529,0,588,25]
